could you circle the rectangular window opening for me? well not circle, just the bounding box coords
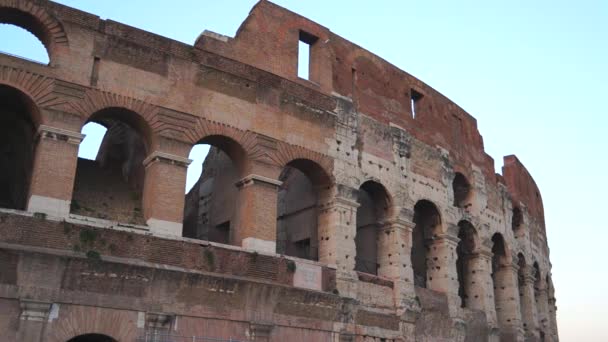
[298,31,318,80]
[410,89,423,119]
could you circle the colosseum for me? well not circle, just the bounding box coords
[0,1,558,341]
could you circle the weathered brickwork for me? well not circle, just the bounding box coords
[0,1,557,341]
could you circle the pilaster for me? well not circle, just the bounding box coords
[142,151,191,236]
[17,300,52,342]
[233,174,282,253]
[494,262,524,342]
[318,184,359,298]
[27,125,84,218]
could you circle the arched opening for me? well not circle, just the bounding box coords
[411,200,441,287]
[67,334,117,342]
[71,108,151,224]
[456,220,477,308]
[0,23,49,64]
[491,233,510,324]
[512,206,523,236]
[0,85,38,210]
[276,159,331,261]
[452,172,472,208]
[517,253,528,329]
[183,136,246,244]
[533,262,541,304]
[355,181,391,275]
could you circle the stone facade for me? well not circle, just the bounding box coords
[0,0,557,341]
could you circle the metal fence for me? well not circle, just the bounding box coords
[136,332,245,342]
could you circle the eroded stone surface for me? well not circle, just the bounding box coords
[0,0,557,341]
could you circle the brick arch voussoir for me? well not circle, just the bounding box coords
[0,65,65,124]
[47,305,136,342]
[0,0,69,46]
[191,117,259,170]
[69,89,160,145]
[271,142,334,183]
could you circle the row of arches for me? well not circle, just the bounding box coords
[0,83,541,271]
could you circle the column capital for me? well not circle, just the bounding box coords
[379,217,414,233]
[19,300,52,322]
[235,174,282,189]
[143,151,192,168]
[38,125,84,145]
[496,261,519,273]
[476,247,494,260]
[431,233,460,245]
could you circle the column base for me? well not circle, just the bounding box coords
[147,218,183,236]
[242,237,276,254]
[27,195,70,218]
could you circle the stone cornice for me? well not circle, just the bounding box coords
[143,151,192,168]
[235,174,282,189]
[38,125,84,145]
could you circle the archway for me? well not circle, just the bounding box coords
[67,334,117,342]
[355,181,391,275]
[411,200,442,287]
[0,85,38,210]
[517,253,531,333]
[512,206,524,236]
[452,172,472,208]
[276,158,331,261]
[71,108,151,224]
[0,2,69,63]
[456,220,477,307]
[491,233,516,330]
[0,23,49,64]
[183,135,247,244]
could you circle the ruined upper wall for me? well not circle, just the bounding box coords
[503,155,546,230]
[1,0,544,229]
[194,0,543,225]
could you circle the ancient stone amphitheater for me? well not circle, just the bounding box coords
[0,0,557,341]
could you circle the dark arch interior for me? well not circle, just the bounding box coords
[456,220,477,307]
[71,108,149,224]
[0,85,37,210]
[355,181,391,275]
[533,262,541,300]
[411,200,441,287]
[491,233,508,274]
[517,253,527,285]
[276,159,330,261]
[452,172,471,208]
[183,136,246,244]
[491,233,508,315]
[517,253,527,325]
[512,206,523,232]
[67,334,116,342]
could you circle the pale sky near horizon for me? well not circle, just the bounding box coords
[1,1,606,340]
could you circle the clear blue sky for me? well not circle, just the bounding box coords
[1,1,606,340]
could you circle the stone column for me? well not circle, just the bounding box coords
[427,233,461,310]
[535,284,550,339]
[494,262,524,342]
[317,184,359,298]
[377,216,416,307]
[142,151,191,236]
[547,297,558,342]
[233,174,282,253]
[17,300,52,342]
[465,249,497,325]
[27,125,83,218]
[519,266,539,340]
